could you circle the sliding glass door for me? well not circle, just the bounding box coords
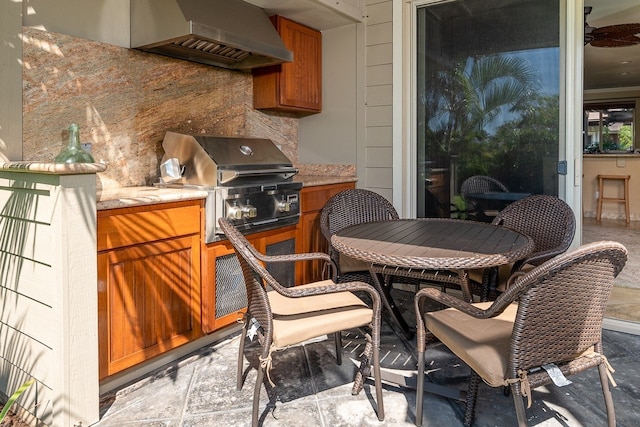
[415,0,561,219]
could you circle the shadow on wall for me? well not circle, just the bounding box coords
[0,181,48,424]
[0,176,99,425]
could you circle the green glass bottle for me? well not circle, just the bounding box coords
[54,123,95,163]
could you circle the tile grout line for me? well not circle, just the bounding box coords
[302,341,329,427]
[177,361,200,425]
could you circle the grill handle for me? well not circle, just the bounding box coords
[219,168,298,184]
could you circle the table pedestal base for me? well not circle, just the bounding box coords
[369,265,472,340]
[353,360,466,401]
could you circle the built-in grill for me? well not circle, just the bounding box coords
[160,131,301,243]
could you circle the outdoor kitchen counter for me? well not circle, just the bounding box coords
[294,174,357,187]
[96,177,357,210]
[96,186,208,210]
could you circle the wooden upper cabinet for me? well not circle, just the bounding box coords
[253,16,322,115]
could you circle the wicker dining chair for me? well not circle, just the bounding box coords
[320,188,400,284]
[468,194,576,299]
[460,175,509,221]
[218,218,384,426]
[460,175,509,196]
[414,240,627,427]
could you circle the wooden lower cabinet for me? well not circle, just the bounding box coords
[96,183,355,378]
[97,200,203,379]
[297,182,355,284]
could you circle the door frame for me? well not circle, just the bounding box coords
[395,0,581,228]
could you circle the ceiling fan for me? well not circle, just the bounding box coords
[584,6,640,47]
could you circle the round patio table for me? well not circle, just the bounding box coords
[331,218,534,337]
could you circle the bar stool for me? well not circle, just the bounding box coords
[596,174,630,223]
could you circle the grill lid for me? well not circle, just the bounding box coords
[161,131,298,186]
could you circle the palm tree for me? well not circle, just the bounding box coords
[417,52,547,217]
[424,54,540,158]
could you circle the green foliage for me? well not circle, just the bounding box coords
[602,126,615,150]
[423,54,540,161]
[619,125,633,150]
[490,95,559,192]
[0,379,34,423]
[451,195,468,219]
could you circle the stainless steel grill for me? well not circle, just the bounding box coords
[160,131,302,243]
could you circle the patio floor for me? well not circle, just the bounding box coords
[95,289,640,427]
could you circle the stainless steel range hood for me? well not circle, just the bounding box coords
[131,0,293,70]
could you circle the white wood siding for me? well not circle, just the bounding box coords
[0,172,99,427]
[366,85,393,106]
[361,0,394,200]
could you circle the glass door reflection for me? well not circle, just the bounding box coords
[416,0,561,220]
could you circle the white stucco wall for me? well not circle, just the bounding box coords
[298,24,358,165]
[23,0,130,47]
[0,0,23,161]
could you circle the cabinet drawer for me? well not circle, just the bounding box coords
[98,201,201,251]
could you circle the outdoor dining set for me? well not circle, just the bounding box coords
[217,179,628,427]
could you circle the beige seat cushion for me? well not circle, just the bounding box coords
[425,302,599,388]
[339,253,370,274]
[424,301,518,387]
[269,280,372,348]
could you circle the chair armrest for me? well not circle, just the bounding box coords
[252,251,337,281]
[415,288,485,318]
[253,251,332,265]
[504,271,526,290]
[414,287,516,320]
[414,287,518,352]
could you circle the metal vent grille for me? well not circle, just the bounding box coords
[173,38,251,63]
[215,253,247,319]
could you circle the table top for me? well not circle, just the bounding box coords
[332,218,534,271]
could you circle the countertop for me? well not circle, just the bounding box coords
[294,174,357,187]
[97,187,209,210]
[584,153,640,158]
[0,161,107,174]
[0,160,357,209]
[97,175,357,210]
